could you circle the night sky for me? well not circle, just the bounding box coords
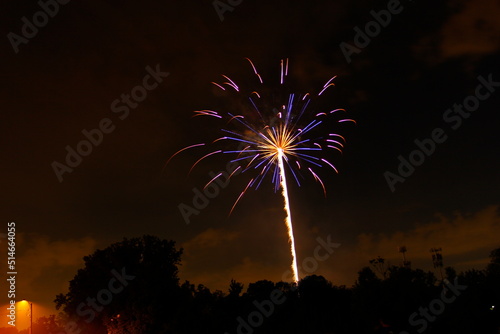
[1,0,499,325]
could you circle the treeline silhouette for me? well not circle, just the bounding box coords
[3,235,499,334]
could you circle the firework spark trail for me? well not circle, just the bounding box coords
[169,58,355,284]
[277,149,299,283]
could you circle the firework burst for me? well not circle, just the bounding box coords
[171,58,355,284]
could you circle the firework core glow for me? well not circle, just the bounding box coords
[171,58,355,284]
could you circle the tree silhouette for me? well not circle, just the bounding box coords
[52,235,500,334]
[54,235,183,334]
[486,247,500,277]
[15,315,65,334]
[228,279,244,297]
[369,256,389,279]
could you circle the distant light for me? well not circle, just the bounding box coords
[490,305,495,311]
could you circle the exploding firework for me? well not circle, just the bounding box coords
[171,58,355,284]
